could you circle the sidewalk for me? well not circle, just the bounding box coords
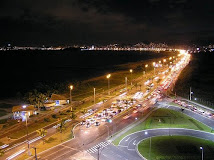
[69,151,95,160]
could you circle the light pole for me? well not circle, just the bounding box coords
[125,77,127,90]
[200,146,203,160]
[24,111,30,155]
[145,131,151,160]
[190,87,193,101]
[106,74,111,95]
[69,85,73,103]
[32,147,37,160]
[130,69,133,85]
[104,124,110,138]
[145,64,148,74]
[153,62,156,75]
[94,88,96,105]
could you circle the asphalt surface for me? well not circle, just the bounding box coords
[94,102,214,160]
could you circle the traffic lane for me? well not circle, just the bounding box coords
[37,138,81,160]
[97,144,142,160]
[120,128,214,150]
[119,129,169,147]
[167,105,214,128]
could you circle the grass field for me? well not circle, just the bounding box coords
[138,136,214,160]
[112,108,211,145]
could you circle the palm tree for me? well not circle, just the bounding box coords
[36,128,47,144]
[57,119,67,133]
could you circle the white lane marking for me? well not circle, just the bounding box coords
[87,141,110,154]
[6,149,25,160]
[133,140,136,145]
[125,137,130,141]
[28,136,43,144]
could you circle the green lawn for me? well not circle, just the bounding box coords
[138,136,214,160]
[112,108,211,145]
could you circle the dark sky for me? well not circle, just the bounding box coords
[0,0,214,46]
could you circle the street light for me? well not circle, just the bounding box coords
[25,112,30,155]
[106,74,111,95]
[94,88,96,105]
[190,87,193,101]
[145,64,148,75]
[152,62,156,75]
[200,146,203,160]
[145,131,151,160]
[69,85,73,103]
[130,69,133,85]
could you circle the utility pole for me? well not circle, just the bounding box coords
[149,137,151,160]
[94,88,96,105]
[33,147,37,160]
[190,87,192,101]
[25,114,30,155]
[97,146,101,160]
[125,77,127,90]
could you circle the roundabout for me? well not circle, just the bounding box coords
[117,128,214,160]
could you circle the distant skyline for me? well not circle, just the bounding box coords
[0,0,214,46]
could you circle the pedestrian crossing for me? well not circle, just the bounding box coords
[87,141,110,154]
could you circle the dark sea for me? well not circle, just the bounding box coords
[1,49,172,99]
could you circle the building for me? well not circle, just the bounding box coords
[49,94,69,106]
[12,105,37,121]
[43,101,56,110]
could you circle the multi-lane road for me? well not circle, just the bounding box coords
[90,102,214,160]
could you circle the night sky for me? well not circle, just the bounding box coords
[1,0,214,46]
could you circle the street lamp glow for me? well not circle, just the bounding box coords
[70,85,73,90]
[22,105,26,109]
[69,85,74,104]
[163,59,166,62]
[152,62,156,66]
[169,57,172,60]
[130,69,133,73]
[106,74,111,79]
[159,61,161,64]
[145,64,148,68]
[107,74,111,95]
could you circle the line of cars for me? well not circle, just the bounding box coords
[80,99,139,128]
[173,99,214,118]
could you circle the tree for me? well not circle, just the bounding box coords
[70,112,77,120]
[0,149,4,157]
[36,128,47,144]
[57,119,67,133]
[24,90,47,110]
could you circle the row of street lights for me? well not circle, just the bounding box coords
[68,57,175,104]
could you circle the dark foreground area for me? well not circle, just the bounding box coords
[174,52,214,108]
[1,50,173,99]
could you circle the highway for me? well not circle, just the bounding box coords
[2,50,202,160]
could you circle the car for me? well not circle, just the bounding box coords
[133,110,138,113]
[94,122,100,126]
[123,115,130,119]
[108,115,113,119]
[101,118,107,122]
[80,120,86,125]
[90,119,96,124]
[86,123,90,128]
